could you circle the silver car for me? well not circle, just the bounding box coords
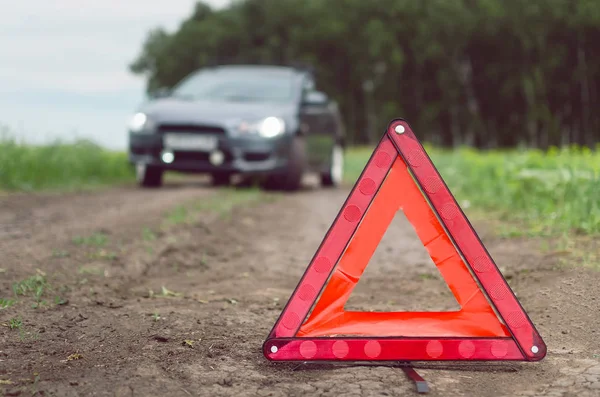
[127,64,346,191]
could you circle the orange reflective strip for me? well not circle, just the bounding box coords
[297,157,509,338]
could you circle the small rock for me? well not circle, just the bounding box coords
[590,382,600,390]
[5,388,21,396]
[561,330,569,334]
[69,381,78,386]
[217,377,233,387]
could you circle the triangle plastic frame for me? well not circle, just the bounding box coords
[263,119,546,362]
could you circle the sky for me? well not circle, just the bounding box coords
[0,0,231,150]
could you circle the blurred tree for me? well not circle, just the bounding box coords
[129,0,600,148]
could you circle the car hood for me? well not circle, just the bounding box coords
[140,98,296,126]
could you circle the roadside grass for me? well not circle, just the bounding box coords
[1,270,69,311]
[541,234,599,271]
[164,186,272,226]
[72,231,109,247]
[194,186,275,218]
[0,298,16,310]
[0,132,134,192]
[344,144,600,237]
[8,316,22,329]
[1,315,40,343]
[3,128,596,239]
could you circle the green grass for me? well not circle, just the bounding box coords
[7,271,67,309]
[0,298,16,310]
[344,143,600,236]
[163,186,271,227]
[193,186,271,216]
[3,128,598,236]
[0,133,133,191]
[12,273,48,300]
[72,232,109,247]
[8,317,22,330]
[1,271,70,312]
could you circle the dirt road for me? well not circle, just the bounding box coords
[1,178,599,397]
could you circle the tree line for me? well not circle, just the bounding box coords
[130,0,600,149]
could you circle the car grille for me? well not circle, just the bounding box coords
[172,150,233,163]
[157,124,226,135]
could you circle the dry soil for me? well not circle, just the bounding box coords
[1,177,599,397]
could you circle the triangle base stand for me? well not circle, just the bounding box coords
[400,363,429,394]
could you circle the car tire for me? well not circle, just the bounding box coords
[261,136,306,192]
[210,172,231,187]
[321,142,344,188]
[136,163,163,188]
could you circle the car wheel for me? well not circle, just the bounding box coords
[210,172,231,187]
[136,163,163,188]
[321,142,344,187]
[261,136,306,191]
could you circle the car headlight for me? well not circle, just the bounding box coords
[127,112,155,133]
[236,117,285,138]
[259,117,285,138]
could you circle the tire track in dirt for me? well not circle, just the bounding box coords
[1,181,599,396]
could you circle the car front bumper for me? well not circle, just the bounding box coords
[128,132,292,175]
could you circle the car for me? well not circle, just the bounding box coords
[127,64,346,191]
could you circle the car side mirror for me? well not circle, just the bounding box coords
[150,87,171,99]
[302,91,329,107]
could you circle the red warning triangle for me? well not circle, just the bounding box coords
[263,119,546,362]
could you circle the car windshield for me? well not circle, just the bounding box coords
[172,68,296,103]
